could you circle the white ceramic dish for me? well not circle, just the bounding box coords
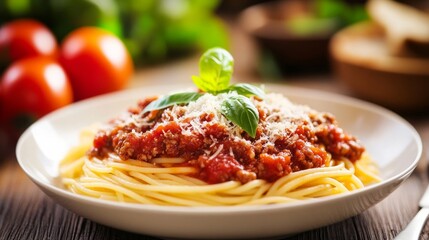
[16,84,422,239]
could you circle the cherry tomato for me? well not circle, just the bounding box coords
[0,19,58,68]
[0,57,73,131]
[0,83,3,119]
[60,27,133,100]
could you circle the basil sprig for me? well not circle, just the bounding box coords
[191,47,233,94]
[221,95,259,138]
[143,92,203,113]
[192,48,264,99]
[222,83,265,99]
[143,47,265,138]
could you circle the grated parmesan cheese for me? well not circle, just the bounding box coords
[107,91,318,157]
[160,92,316,151]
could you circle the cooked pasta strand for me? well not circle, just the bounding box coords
[60,124,380,206]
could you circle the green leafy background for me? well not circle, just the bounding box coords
[0,0,229,66]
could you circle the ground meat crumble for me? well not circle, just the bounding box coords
[89,93,364,184]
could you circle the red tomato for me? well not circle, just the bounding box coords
[60,27,133,100]
[0,57,73,130]
[0,82,5,126]
[0,19,58,66]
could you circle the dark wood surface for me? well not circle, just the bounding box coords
[2,22,429,240]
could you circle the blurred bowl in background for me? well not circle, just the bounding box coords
[331,22,429,112]
[239,0,337,74]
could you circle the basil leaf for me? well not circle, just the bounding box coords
[226,83,265,99]
[221,95,259,138]
[143,92,203,113]
[192,47,234,93]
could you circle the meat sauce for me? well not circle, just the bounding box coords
[90,95,364,184]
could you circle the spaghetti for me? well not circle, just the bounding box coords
[60,92,380,206]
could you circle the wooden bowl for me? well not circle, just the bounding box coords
[239,0,336,73]
[331,22,429,112]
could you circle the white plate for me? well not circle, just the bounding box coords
[16,84,422,239]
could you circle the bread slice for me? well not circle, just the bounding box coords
[367,0,429,57]
[330,22,429,75]
[330,22,429,111]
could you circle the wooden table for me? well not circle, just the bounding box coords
[2,25,429,240]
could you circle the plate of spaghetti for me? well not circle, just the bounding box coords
[17,49,422,239]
